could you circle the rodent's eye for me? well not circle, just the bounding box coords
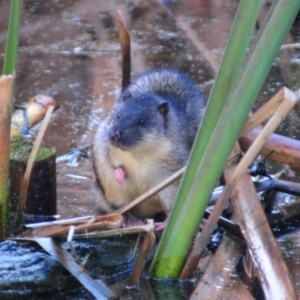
[139,118,145,125]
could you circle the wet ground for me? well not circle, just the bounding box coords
[1,0,300,298]
[1,0,299,219]
[1,0,241,219]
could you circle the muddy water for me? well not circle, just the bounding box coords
[1,0,241,218]
[1,0,300,298]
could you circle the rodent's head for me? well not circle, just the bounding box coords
[108,92,170,152]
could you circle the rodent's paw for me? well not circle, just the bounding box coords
[155,221,166,232]
[114,166,127,184]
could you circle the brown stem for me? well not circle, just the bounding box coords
[0,75,14,238]
[117,10,131,90]
[128,222,156,287]
[240,127,300,169]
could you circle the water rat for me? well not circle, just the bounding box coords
[93,68,206,219]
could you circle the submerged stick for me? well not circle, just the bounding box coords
[229,143,296,299]
[117,10,131,90]
[67,226,90,274]
[190,235,248,299]
[128,220,156,288]
[15,105,54,228]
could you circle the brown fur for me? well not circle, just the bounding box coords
[93,68,206,219]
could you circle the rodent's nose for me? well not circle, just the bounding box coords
[110,129,122,145]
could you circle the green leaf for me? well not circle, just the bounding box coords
[150,0,300,278]
[3,0,22,75]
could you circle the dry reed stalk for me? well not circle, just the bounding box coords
[72,222,155,239]
[240,127,300,169]
[117,10,131,90]
[26,214,122,238]
[128,220,156,287]
[0,75,14,238]
[117,167,185,214]
[67,226,90,274]
[240,87,285,136]
[42,214,123,238]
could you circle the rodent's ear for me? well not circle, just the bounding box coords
[158,102,169,116]
[122,90,131,101]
